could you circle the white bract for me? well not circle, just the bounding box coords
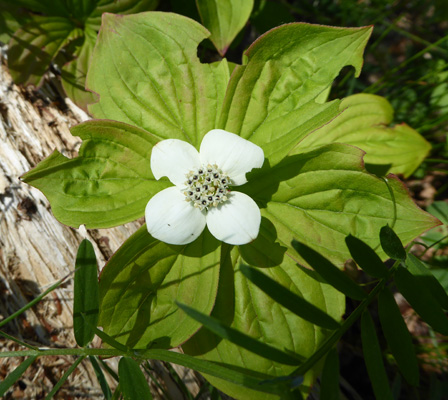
[145,129,264,245]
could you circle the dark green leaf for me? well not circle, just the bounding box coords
[378,288,419,386]
[239,264,340,330]
[361,311,394,400]
[320,348,340,400]
[345,234,389,278]
[0,356,36,397]
[292,241,366,300]
[119,358,152,400]
[394,266,448,335]
[74,239,99,347]
[7,15,81,86]
[406,254,448,310]
[177,302,302,366]
[380,225,406,261]
[89,356,112,400]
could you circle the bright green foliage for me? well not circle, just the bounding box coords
[196,0,254,56]
[219,24,372,166]
[183,250,345,400]
[98,226,221,349]
[299,94,431,177]
[87,12,230,149]
[20,12,442,399]
[73,239,99,347]
[6,0,159,109]
[22,120,169,228]
[243,144,438,266]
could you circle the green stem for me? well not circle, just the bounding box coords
[291,258,401,378]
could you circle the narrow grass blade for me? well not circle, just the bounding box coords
[320,348,340,400]
[81,313,128,352]
[74,239,99,347]
[406,254,448,310]
[361,311,393,400]
[394,266,448,335]
[240,264,340,329]
[378,288,419,386]
[292,241,366,300]
[118,357,153,400]
[89,356,112,400]
[0,356,36,396]
[0,329,38,350]
[345,235,388,278]
[44,356,85,400]
[380,226,406,261]
[177,302,302,366]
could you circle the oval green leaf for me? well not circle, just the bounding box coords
[380,225,407,261]
[394,266,448,335]
[298,94,431,178]
[361,311,394,400]
[378,288,419,386]
[196,0,254,56]
[74,239,99,347]
[345,234,389,278]
[118,358,152,400]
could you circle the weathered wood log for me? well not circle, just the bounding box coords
[0,49,201,399]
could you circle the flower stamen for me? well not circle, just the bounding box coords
[184,164,230,211]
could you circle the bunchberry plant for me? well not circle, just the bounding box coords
[21,9,439,399]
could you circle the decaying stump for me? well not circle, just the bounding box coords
[0,49,201,399]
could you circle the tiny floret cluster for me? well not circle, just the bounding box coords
[183,164,230,210]
[145,129,265,245]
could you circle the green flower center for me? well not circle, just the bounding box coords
[183,164,230,211]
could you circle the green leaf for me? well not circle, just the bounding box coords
[89,356,113,400]
[86,0,160,31]
[61,27,97,111]
[345,234,389,278]
[378,288,419,386]
[292,241,366,301]
[298,94,431,178]
[361,311,394,400]
[427,201,448,225]
[86,12,230,149]
[44,356,85,400]
[196,0,254,56]
[239,264,340,330]
[183,249,345,400]
[320,348,340,400]
[406,254,448,310]
[219,24,372,165]
[0,356,36,397]
[178,302,302,366]
[241,143,439,267]
[98,226,221,349]
[22,120,168,228]
[380,225,406,261]
[7,15,82,86]
[74,239,99,347]
[118,358,152,400]
[394,266,448,335]
[8,0,70,16]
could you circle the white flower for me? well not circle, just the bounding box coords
[145,129,264,245]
